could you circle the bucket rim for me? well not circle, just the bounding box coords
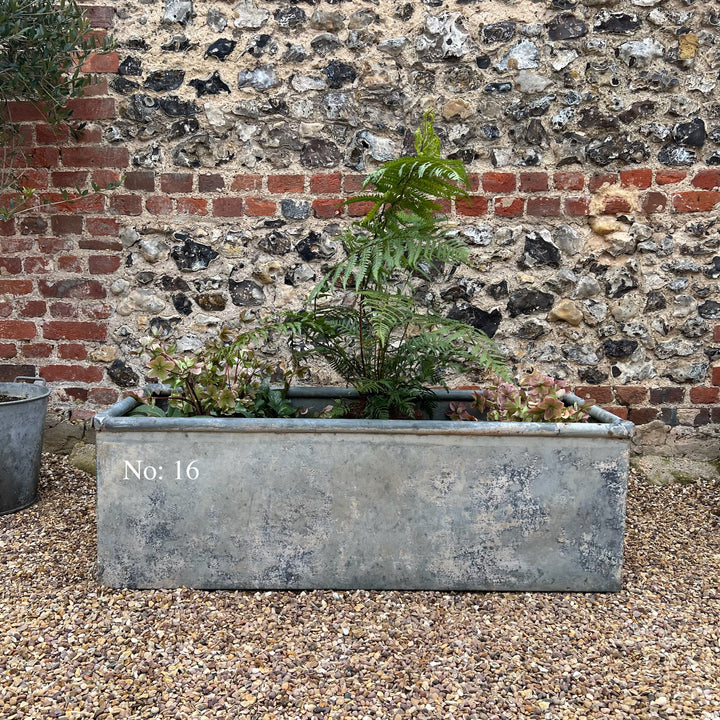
[0,381,51,405]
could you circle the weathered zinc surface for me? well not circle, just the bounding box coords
[95,411,631,591]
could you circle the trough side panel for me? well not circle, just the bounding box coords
[95,429,628,591]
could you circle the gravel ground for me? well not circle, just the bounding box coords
[1,454,719,720]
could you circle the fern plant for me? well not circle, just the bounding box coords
[287,112,507,418]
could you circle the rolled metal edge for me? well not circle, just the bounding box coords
[93,388,634,440]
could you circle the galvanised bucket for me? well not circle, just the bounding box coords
[0,377,50,514]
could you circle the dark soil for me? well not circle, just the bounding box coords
[0,394,21,403]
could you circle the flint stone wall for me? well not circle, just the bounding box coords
[1,0,720,457]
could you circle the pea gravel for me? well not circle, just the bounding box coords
[1,454,719,720]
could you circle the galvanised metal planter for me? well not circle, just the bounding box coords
[0,377,51,515]
[93,389,633,592]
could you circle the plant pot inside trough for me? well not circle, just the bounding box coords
[93,388,633,592]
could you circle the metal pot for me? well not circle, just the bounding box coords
[0,377,50,514]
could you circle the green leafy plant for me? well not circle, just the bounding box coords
[133,326,298,419]
[285,112,508,419]
[448,370,593,423]
[0,0,115,218]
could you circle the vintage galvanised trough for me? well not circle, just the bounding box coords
[93,388,634,592]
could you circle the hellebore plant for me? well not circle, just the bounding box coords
[448,370,593,423]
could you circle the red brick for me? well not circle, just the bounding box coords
[589,173,619,193]
[0,302,11,318]
[713,366,720,386]
[650,387,686,404]
[0,363,36,381]
[43,321,107,341]
[58,256,84,272]
[213,197,244,217]
[0,343,16,359]
[198,174,225,192]
[64,97,115,120]
[0,280,32,295]
[690,386,719,404]
[628,407,659,425]
[37,237,72,254]
[347,201,374,217]
[58,343,88,361]
[268,174,304,193]
[620,168,652,189]
[10,123,34,146]
[18,169,49,189]
[92,169,121,187]
[85,5,115,28]
[79,238,122,251]
[344,174,368,193]
[519,171,548,192]
[49,302,78,319]
[43,192,105,214]
[89,255,121,274]
[672,191,720,213]
[23,257,51,274]
[482,172,516,193]
[6,101,44,122]
[86,217,119,236]
[456,196,488,217]
[527,196,561,216]
[63,387,89,402]
[312,199,344,218]
[70,408,96,422]
[110,194,142,215]
[602,406,628,420]
[310,173,342,194]
[61,146,128,168]
[574,386,614,404]
[655,169,687,186]
[19,301,46,318]
[161,173,193,193]
[614,386,648,405]
[466,174,480,192]
[565,196,591,216]
[82,302,112,320]
[89,387,120,405]
[124,171,155,192]
[51,170,88,188]
[230,174,262,192]
[29,147,60,168]
[22,343,52,358]
[554,171,584,191]
[0,321,36,339]
[146,196,173,215]
[177,197,208,215]
[40,364,104,383]
[0,219,15,236]
[603,196,633,214]
[714,325,720,343]
[691,169,720,190]
[0,238,32,253]
[81,50,119,74]
[0,257,22,274]
[18,216,48,235]
[494,196,524,217]
[39,278,106,299]
[642,192,667,214]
